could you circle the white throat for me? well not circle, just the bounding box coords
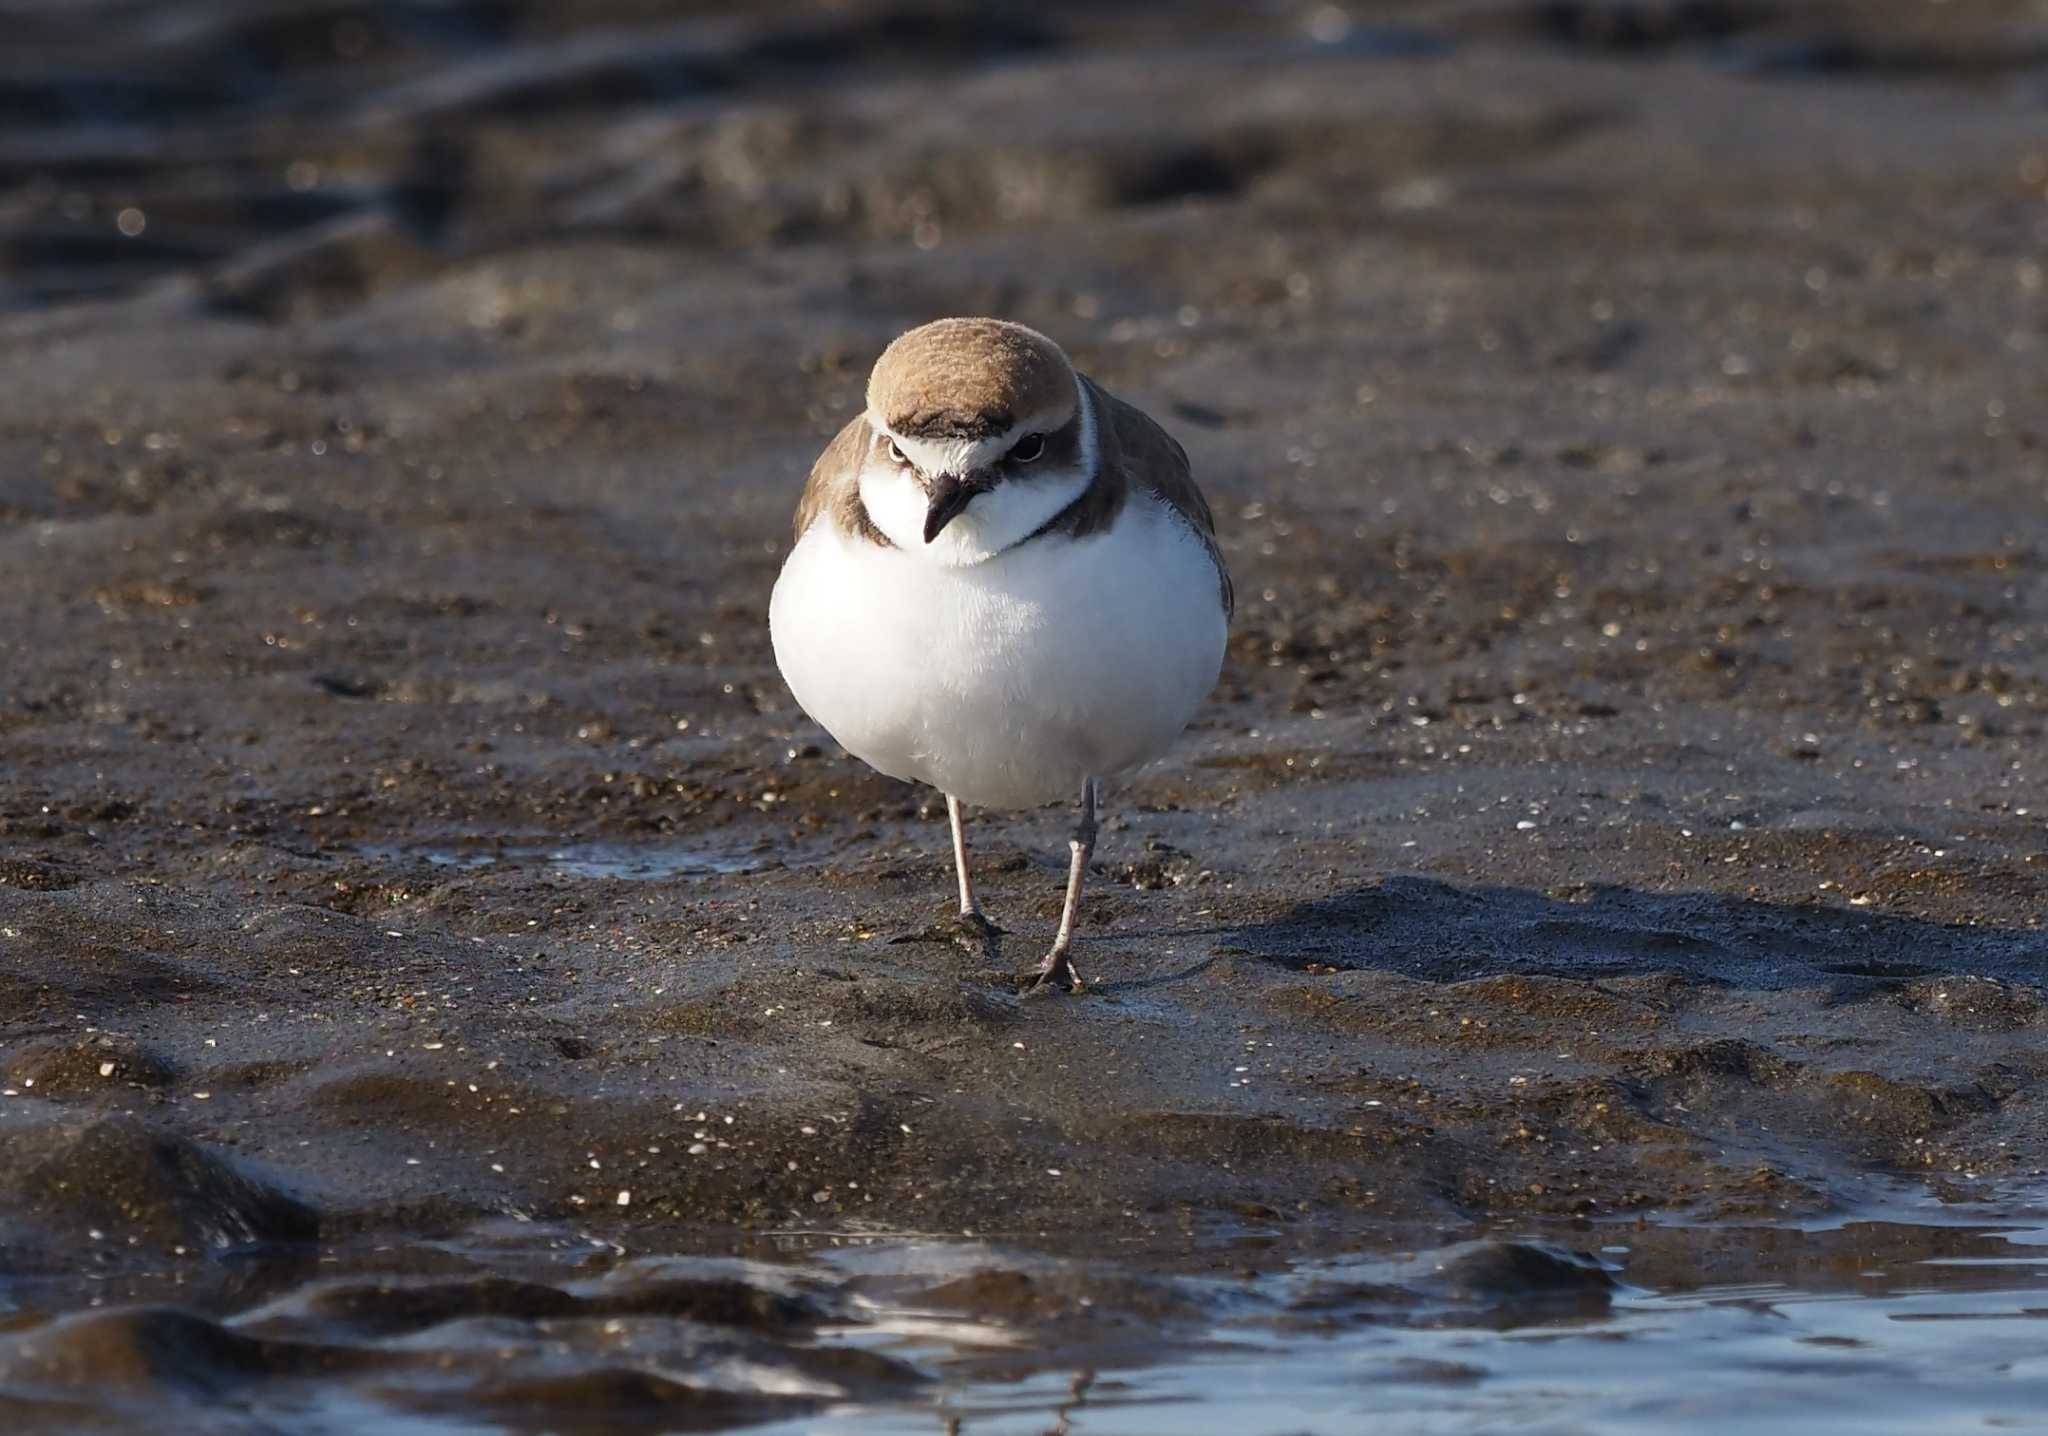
[857,385,1099,567]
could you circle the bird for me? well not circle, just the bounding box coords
[769,318,1230,994]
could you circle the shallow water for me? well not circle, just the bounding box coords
[785,1212,2048,1435]
[361,840,769,879]
[823,1257,2048,1435]
[8,1193,2048,1434]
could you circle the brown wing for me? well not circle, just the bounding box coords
[1083,376,1233,616]
[793,414,887,546]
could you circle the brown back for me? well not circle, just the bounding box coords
[792,415,887,545]
[1080,376,1233,615]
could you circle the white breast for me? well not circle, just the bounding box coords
[769,497,1226,810]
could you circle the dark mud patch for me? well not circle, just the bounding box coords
[2,1118,318,1261]
[1,1033,179,1098]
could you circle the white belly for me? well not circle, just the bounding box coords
[768,500,1227,809]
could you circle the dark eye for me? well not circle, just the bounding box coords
[1011,432,1045,463]
[887,439,910,466]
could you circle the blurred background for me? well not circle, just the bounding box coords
[0,0,2041,868]
[4,1,2044,314]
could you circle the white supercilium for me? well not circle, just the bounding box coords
[854,390,1097,567]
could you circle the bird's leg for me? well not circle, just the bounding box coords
[1028,778,1097,994]
[946,794,1002,945]
[886,795,1004,953]
[948,793,979,918]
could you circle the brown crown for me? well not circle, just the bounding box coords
[866,318,1078,441]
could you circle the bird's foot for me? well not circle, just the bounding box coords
[889,909,1005,959]
[948,910,1007,961]
[953,910,1005,942]
[1020,949,1084,997]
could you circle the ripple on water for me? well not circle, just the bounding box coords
[9,1213,2048,1434]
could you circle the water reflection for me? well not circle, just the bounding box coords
[7,1204,2048,1433]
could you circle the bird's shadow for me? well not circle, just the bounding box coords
[1105,874,2048,996]
[1102,954,1219,993]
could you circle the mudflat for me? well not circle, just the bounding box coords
[1,1,2045,1429]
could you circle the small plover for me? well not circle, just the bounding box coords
[769,318,1230,993]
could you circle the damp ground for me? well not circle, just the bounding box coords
[3,1,2046,1430]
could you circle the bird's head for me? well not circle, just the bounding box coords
[857,318,1096,565]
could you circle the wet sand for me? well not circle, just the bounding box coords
[3,0,2047,1428]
